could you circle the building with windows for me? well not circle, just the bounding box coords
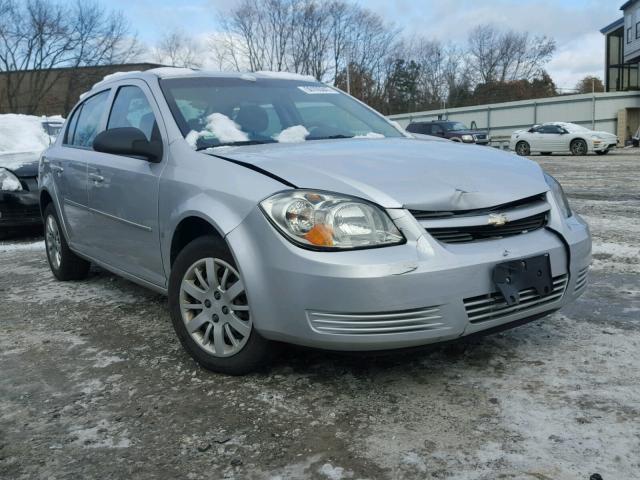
[602,1,640,92]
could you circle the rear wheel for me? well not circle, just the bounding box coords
[168,235,271,375]
[515,141,530,156]
[43,203,90,281]
[570,139,588,156]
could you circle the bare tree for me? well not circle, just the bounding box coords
[467,24,555,85]
[575,75,604,94]
[0,0,140,114]
[153,29,203,68]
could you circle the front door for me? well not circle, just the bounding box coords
[86,82,166,287]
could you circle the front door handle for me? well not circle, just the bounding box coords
[50,165,64,175]
[89,173,104,183]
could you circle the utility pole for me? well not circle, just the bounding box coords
[592,78,596,130]
[346,50,351,95]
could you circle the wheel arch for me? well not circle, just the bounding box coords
[169,214,226,268]
[39,188,54,215]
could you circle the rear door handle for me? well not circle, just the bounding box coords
[89,173,104,183]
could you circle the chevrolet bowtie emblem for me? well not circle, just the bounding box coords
[487,213,508,226]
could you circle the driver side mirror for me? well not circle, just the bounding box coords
[93,127,162,163]
[528,128,536,133]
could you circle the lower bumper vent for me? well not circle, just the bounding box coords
[308,307,443,335]
[464,274,568,324]
[575,267,589,294]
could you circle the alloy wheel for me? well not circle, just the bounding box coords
[179,257,251,357]
[571,140,587,156]
[45,215,62,270]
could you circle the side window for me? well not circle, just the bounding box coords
[63,105,82,145]
[432,125,444,136]
[108,86,160,142]
[73,90,110,148]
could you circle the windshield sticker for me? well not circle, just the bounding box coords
[298,86,339,95]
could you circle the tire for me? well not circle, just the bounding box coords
[570,139,588,156]
[450,137,462,142]
[595,150,609,156]
[168,235,271,375]
[515,141,530,156]
[43,203,90,281]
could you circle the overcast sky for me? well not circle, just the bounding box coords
[105,0,620,90]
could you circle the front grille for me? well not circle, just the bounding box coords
[307,306,443,335]
[574,266,589,293]
[427,211,548,244]
[464,274,568,324]
[474,134,487,140]
[410,194,546,221]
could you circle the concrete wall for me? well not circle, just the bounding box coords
[388,91,640,142]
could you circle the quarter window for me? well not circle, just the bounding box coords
[72,90,110,148]
[63,105,82,145]
[108,86,160,141]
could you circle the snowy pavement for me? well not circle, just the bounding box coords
[1,150,639,479]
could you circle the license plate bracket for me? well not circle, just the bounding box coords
[492,254,553,306]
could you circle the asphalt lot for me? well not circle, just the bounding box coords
[1,149,639,480]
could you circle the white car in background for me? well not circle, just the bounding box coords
[510,122,618,156]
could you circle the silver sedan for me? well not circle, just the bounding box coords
[39,69,592,374]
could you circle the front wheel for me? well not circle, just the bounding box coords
[515,141,531,156]
[43,203,90,281]
[168,235,271,375]
[570,139,588,156]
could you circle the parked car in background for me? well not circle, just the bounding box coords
[406,120,490,145]
[40,68,590,375]
[510,122,618,156]
[0,114,63,232]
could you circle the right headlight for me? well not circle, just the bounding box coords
[544,172,572,218]
[0,168,23,192]
[260,190,405,250]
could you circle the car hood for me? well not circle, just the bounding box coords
[209,138,548,211]
[0,151,40,177]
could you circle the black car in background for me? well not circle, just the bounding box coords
[406,120,490,145]
[0,115,63,234]
[0,152,42,231]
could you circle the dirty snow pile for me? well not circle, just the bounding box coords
[0,114,52,154]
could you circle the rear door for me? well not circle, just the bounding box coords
[86,81,166,287]
[48,90,110,251]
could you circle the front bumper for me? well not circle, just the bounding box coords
[0,177,41,228]
[227,204,591,351]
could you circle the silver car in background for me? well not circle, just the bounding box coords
[39,69,592,374]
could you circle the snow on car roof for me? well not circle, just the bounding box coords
[0,114,57,157]
[89,68,319,89]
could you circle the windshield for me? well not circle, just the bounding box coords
[445,122,468,132]
[159,77,402,149]
[557,123,590,133]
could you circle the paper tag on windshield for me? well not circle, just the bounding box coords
[298,86,338,94]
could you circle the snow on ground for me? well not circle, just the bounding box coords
[0,114,51,154]
[0,151,638,479]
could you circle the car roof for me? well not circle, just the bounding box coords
[86,68,319,94]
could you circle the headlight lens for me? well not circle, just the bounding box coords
[260,190,405,250]
[544,173,571,218]
[461,134,474,143]
[0,168,23,192]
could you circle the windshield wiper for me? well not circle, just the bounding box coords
[195,139,276,151]
[306,134,354,141]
